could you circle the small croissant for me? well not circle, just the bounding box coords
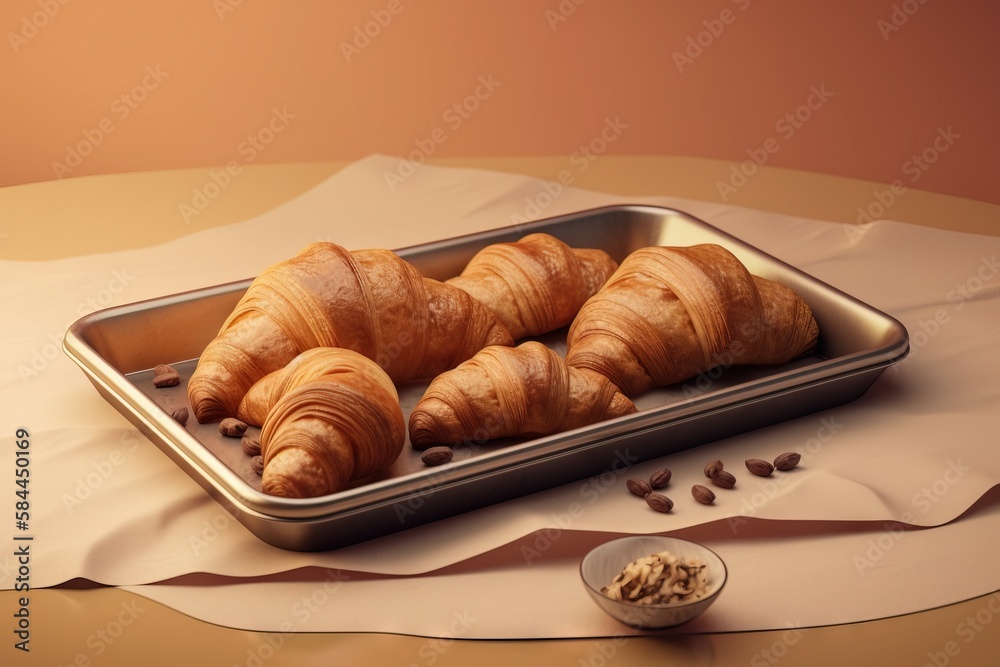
[238,348,405,498]
[446,233,618,340]
[409,341,637,449]
[566,244,819,396]
[188,242,513,422]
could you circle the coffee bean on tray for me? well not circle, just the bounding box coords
[421,446,453,467]
[153,363,181,388]
[219,418,248,437]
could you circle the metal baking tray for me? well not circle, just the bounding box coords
[63,205,909,551]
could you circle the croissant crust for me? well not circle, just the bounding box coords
[188,242,513,422]
[446,233,618,340]
[409,341,637,448]
[565,244,819,396]
[238,347,405,498]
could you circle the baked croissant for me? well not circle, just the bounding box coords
[188,242,513,422]
[565,244,819,396]
[408,341,637,449]
[237,348,405,498]
[445,233,618,340]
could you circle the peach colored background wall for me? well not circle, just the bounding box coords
[2,0,997,204]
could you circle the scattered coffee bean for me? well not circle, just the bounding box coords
[170,408,189,426]
[692,484,716,505]
[710,470,736,489]
[645,493,673,513]
[219,418,248,437]
[773,451,801,471]
[745,458,775,477]
[170,407,189,427]
[704,459,724,478]
[627,477,653,497]
[421,446,453,467]
[250,455,264,476]
[648,467,672,489]
[241,436,261,457]
[152,364,181,388]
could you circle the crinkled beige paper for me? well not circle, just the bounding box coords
[2,155,998,637]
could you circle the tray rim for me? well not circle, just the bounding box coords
[62,203,910,523]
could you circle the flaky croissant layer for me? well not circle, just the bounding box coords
[409,341,637,449]
[239,348,405,498]
[446,233,618,340]
[566,244,819,396]
[187,242,513,423]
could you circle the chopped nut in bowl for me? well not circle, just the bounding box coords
[579,536,727,630]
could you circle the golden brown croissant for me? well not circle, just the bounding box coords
[237,347,405,498]
[445,233,618,340]
[188,242,513,422]
[565,244,819,396]
[408,341,637,449]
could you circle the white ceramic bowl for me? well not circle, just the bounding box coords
[580,535,727,630]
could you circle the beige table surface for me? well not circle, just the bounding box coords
[2,155,999,665]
